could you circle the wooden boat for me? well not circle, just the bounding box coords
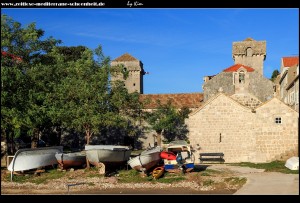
[162,140,195,172]
[127,146,162,172]
[7,146,63,172]
[55,152,86,169]
[152,166,164,179]
[85,145,131,166]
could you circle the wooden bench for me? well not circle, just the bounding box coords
[199,153,224,163]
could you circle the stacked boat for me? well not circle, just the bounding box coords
[127,146,162,172]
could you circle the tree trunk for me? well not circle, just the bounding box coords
[31,128,38,148]
[86,129,91,145]
[156,131,162,147]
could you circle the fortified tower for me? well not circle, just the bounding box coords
[111,53,145,94]
[232,38,266,75]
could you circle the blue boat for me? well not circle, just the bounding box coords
[163,140,195,172]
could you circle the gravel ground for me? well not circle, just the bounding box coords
[1,165,242,195]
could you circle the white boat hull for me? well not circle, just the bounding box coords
[8,146,63,172]
[128,153,161,171]
[85,145,131,166]
[128,147,162,171]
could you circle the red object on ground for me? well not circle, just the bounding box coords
[160,151,176,160]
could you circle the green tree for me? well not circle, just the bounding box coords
[271,69,280,82]
[145,100,191,146]
[1,14,60,152]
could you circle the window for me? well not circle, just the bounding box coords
[246,47,253,57]
[239,71,245,84]
[275,117,281,124]
[133,83,136,86]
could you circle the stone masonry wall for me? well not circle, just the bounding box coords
[187,94,256,163]
[230,93,262,110]
[248,71,274,102]
[254,98,298,162]
[110,60,143,93]
[203,72,234,101]
[186,94,299,163]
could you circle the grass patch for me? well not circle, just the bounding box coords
[30,169,66,184]
[229,161,298,174]
[117,169,149,183]
[200,169,223,177]
[156,172,186,183]
[203,179,214,186]
[224,177,247,185]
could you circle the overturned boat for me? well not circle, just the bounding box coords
[85,145,131,166]
[7,146,63,172]
[55,152,86,169]
[162,140,195,172]
[127,146,162,172]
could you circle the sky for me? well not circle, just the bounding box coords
[2,8,299,94]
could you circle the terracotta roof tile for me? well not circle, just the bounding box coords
[139,93,203,109]
[1,51,22,61]
[244,37,255,41]
[282,56,299,67]
[223,64,255,72]
[112,53,139,62]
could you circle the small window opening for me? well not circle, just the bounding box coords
[275,117,281,124]
[239,71,245,84]
[133,83,136,86]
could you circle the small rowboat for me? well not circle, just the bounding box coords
[152,166,164,179]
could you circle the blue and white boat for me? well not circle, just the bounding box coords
[163,140,194,172]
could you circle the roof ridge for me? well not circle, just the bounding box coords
[112,53,139,62]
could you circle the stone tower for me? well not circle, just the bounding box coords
[111,53,144,94]
[232,38,266,75]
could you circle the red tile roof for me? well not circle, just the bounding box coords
[112,53,138,62]
[282,56,299,67]
[223,64,255,72]
[1,51,22,61]
[139,93,203,109]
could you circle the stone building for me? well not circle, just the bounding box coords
[113,38,298,163]
[111,53,145,94]
[277,56,299,112]
[187,38,298,163]
[203,63,274,102]
[187,92,298,163]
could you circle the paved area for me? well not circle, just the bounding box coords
[208,164,299,195]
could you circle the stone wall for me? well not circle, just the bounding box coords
[203,72,234,101]
[111,60,144,94]
[186,94,299,163]
[187,93,256,163]
[232,39,266,75]
[248,71,274,102]
[234,55,265,75]
[230,93,262,110]
[203,71,274,102]
[254,98,299,162]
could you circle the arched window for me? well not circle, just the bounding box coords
[246,47,253,57]
[239,70,245,84]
